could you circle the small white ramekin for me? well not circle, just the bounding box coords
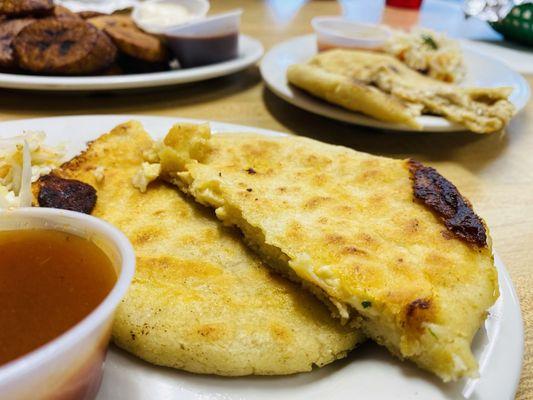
[132,0,210,34]
[0,207,135,400]
[311,17,391,51]
[164,9,242,67]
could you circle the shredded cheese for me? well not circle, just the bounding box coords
[132,162,161,193]
[92,166,106,183]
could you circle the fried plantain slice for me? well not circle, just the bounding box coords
[77,11,106,19]
[104,25,168,63]
[51,5,82,20]
[13,18,117,75]
[88,15,167,63]
[87,14,135,30]
[0,0,53,17]
[0,18,34,70]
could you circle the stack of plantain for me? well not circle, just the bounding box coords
[0,0,169,75]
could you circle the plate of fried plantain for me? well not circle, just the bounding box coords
[0,2,263,91]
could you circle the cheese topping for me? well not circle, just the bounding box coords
[132,162,161,193]
[385,28,465,83]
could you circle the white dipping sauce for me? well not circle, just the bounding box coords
[136,2,192,28]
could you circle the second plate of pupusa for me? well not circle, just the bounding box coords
[260,34,530,133]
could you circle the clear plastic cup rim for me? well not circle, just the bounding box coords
[312,16,391,48]
[164,9,243,37]
[132,0,210,34]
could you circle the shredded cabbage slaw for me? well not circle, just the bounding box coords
[0,132,65,209]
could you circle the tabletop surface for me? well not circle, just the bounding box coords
[0,0,531,398]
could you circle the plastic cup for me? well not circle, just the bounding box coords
[0,208,135,400]
[165,9,242,68]
[132,0,210,34]
[311,17,391,51]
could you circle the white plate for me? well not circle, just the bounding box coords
[460,39,533,75]
[0,35,263,91]
[0,115,523,399]
[260,34,530,132]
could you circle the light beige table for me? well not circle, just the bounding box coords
[0,1,530,397]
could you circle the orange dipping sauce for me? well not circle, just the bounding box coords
[0,230,117,366]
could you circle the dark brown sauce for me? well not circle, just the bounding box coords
[167,31,238,68]
[0,229,116,366]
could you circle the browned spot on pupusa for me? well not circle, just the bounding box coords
[337,205,353,214]
[325,233,346,245]
[408,160,487,247]
[286,221,303,240]
[132,226,162,245]
[196,324,224,341]
[270,323,291,343]
[311,173,328,187]
[360,169,381,181]
[303,196,331,209]
[343,246,367,255]
[407,299,431,317]
[405,219,420,234]
[404,298,433,332]
[302,153,332,168]
[358,233,375,245]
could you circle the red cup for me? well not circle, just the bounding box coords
[386,0,423,9]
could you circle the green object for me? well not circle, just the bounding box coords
[421,34,439,50]
[361,301,372,308]
[490,3,533,47]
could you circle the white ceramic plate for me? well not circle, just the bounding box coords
[260,35,530,132]
[0,115,523,399]
[460,39,533,75]
[0,35,263,91]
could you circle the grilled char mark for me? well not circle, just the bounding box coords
[406,298,430,318]
[38,174,97,214]
[408,160,487,247]
[77,11,106,20]
[404,298,432,333]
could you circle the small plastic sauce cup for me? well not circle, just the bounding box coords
[312,17,391,52]
[0,208,135,400]
[165,9,242,68]
[132,0,210,34]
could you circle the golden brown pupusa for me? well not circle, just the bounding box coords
[158,123,499,381]
[35,120,362,376]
